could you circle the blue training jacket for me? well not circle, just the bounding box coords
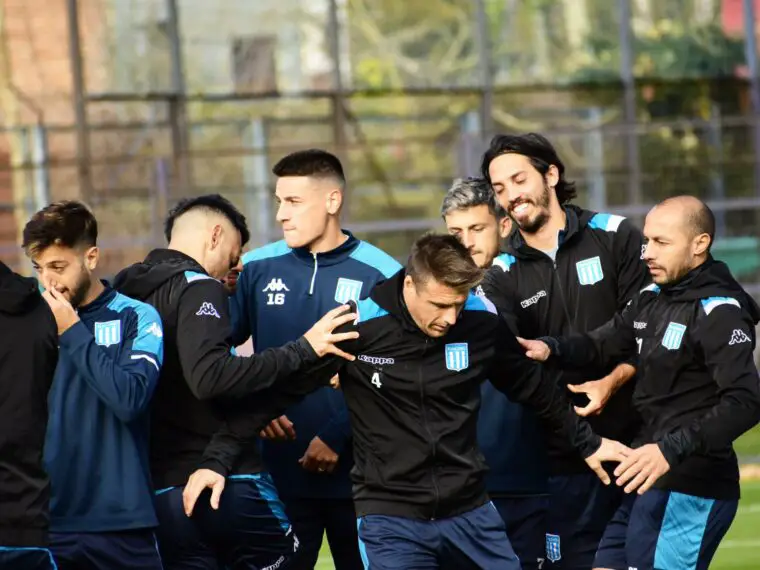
[44,285,163,532]
[231,231,401,499]
[474,286,549,496]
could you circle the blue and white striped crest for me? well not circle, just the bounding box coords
[546,533,561,562]
[575,256,604,286]
[445,343,469,372]
[661,322,687,351]
[94,320,121,347]
[335,278,363,304]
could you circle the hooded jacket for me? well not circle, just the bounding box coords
[288,272,601,520]
[113,249,321,488]
[0,262,57,546]
[481,205,648,474]
[550,258,760,499]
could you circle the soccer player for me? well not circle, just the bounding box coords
[520,196,760,570]
[187,233,632,570]
[114,194,356,570]
[22,201,165,569]
[0,262,58,570]
[442,177,549,570]
[479,133,649,568]
[229,149,401,569]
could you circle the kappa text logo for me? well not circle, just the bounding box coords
[729,329,751,345]
[358,354,395,366]
[521,290,547,309]
[633,321,647,330]
[196,302,221,319]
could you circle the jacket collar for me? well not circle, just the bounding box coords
[78,282,117,314]
[507,205,592,260]
[289,230,360,267]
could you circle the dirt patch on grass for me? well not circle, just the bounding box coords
[740,464,760,480]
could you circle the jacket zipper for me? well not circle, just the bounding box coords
[419,338,440,519]
[552,258,574,332]
[308,252,318,295]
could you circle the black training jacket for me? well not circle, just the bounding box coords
[0,262,58,546]
[481,205,649,474]
[549,259,760,500]
[113,249,322,488]
[288,271,602,520]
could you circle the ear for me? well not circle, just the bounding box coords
[403,274,415,292]
[326,188,342,216]
[545,164,560,190]
[693,233,711,257]
[84,246,99,271]
[210,224,223,249]
[498,216,511,238]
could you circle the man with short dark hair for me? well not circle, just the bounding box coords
[442,177,549,570]
[114,193,356,570]
[520,196,760,570]
[227,149,401,569]
[23,201,165,569]
[480,133,649,569]
[0,261,58,570]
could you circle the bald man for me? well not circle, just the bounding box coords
[114,194,358,570]
[521,196,760,570]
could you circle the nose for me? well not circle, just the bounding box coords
[442,306,459,327]
[461,230,476,252]
[275,203,288,223]
[642,242,654,261]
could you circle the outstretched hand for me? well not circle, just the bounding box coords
[303,305,359,361]
[516,337,551,362]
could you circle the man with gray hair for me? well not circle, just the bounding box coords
[442,177,549,570]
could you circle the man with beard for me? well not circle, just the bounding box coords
[22,201,165,569]
[480,133,649,569]
[442,177,549,570]
[520,196,760,570]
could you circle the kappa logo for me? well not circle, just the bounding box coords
[263,278,290,293]
[196,302,221,319]
[144,322,163,338]
[474,285,485,297]
[94,320,121,347]
[358,354,395,366]
[521,290,547,309]
[729,329,751,345]
[633,321,647,330]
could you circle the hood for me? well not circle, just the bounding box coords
[0,261,43,315]
[506,205,593,260]
[367,270,424,335]
[112,248,207,301]
[663,257,760,325]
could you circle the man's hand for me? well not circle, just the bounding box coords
[42,288,80,335]
[516,337,551,362]
[303,305,359,361]
[614,443,671,495]
[182,469,225,517]
[298,436,338,474]
[567,379,614,417]
[259,415,296,441]
[330,374,340,389]
[584,437,632,485]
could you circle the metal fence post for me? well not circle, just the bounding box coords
[242,118,273,248]
[166,0,191,194]
[585,107,607,212]
[742,0,760,203]
[31,124,50,211]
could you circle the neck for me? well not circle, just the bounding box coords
[80,279,105,307]
[167,239,208,273]
[520,203,566,251]
[307,221,347,254]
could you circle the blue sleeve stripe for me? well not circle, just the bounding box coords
[493,253,515,272]
[641,283,661,294]
[108,293,164,362]
[700,296,740,316]
[184,271,215,283]
[356,298,389,323]
[242,240,292,265]
[349,241,403,278]
[588,213,625,232]
[465,293,497,314]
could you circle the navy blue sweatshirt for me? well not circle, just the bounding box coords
[231,231,401,499]
[44,286,163,532]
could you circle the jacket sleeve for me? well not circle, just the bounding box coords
[317,394,352,455]
[176,279,319,400]
[550,296,639,371]
[58,305,163,423]
[229,263,253,348]
[486,311,602,459]
[480,261,520,334]
[658,303,760,467]
[199,310,360,475]
[614,219,650,310]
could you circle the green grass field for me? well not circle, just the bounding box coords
[314,427,760,569]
